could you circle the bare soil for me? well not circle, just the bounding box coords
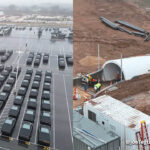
[74,0,150,76]
[98,74,150,115]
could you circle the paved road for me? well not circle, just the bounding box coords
[53,74,72,150]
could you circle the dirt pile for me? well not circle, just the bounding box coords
[97,74,150,115]
[74,0,150,75]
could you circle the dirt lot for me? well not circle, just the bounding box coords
[73,87,91,109]
[74,0,150,76]
[98,74,150,115]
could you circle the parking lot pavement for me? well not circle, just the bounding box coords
[0,27,73,150]
[52,74,73,150]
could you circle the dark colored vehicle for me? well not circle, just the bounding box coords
[43,56,49,63]
[0,75,6,83]
[44,76,51,83]
[0,92,9,103]
[18,87,27,96]
[40,111,51,126]
[1,117,16,136]
[24,109,35,123]
[35,70,42,76]
[41,100,50,111]
[14,67,21,74]
[7,78,15,85]
[19,122,33,142]
[9,105,20,118]
[0,50,6,55]
[0,64,4,71]
[58,60,65,69]
[0,101,4,110]
[14,95,24,105]
[42,90,50,100]
[26,69,33,75]
[28,54,34,59]
[44,53,49,57]
[67,57,73,65]
[43,83,51,91]
[38,125,50,146]
[32,81,40,89]
[24,74,31,81]
[26,58,33,65]
[34,75,41,82]
[1,56,8,62]
[5,66,13,72]
[34,59,40,66]
[58,54,64,59]
[29,52,34,56]
[45,71,52,77]
[3,84,12,93]
[37,52,42,56]
[10,72,17,79]
[30,89,38,98]
[1,70,9,77]
[66,54,72,60]
[27,98,37,109]
[21,80,29,88]
[7,50,13,55]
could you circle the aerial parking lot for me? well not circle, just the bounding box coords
[0,26,73,150]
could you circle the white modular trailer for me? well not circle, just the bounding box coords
[83,95,150,150]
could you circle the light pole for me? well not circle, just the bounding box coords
[120,53,123,82]
[98,44,100,71]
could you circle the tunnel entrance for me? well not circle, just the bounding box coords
[102,63,124,81]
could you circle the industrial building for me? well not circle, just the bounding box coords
[83,95,150,150]
[73,111,120,150]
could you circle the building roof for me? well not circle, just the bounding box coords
[102,55,150,81]
[73,110,119,148]
[84,95,150,130]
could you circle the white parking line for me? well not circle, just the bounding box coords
[0,147,10,150]
[52,75,55,149]
[63,75,73,143]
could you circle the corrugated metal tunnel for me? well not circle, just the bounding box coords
[102,63,124,81]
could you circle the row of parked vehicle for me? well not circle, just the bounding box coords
[1,69,51,147]
[0,68,31,139]
[38,70,52,147]
[0,50,13,63]
[58,54,73,69]
[26,52,49,67]
[0,66,15,110]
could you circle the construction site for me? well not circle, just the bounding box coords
[73,0,150,150]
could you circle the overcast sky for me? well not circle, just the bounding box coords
[0,0,72,6]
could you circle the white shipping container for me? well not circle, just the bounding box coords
[83,95,150,150]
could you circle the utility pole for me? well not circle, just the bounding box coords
[121,53,123,82]
[98,44,100,71]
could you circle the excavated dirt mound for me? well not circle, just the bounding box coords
[74,0,150,76]
[79,56,106,67]
[98,74,150,115]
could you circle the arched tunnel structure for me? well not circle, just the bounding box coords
[102,56,150,81]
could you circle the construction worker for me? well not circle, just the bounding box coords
[82,75,89,92]
[94,82,101,92]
